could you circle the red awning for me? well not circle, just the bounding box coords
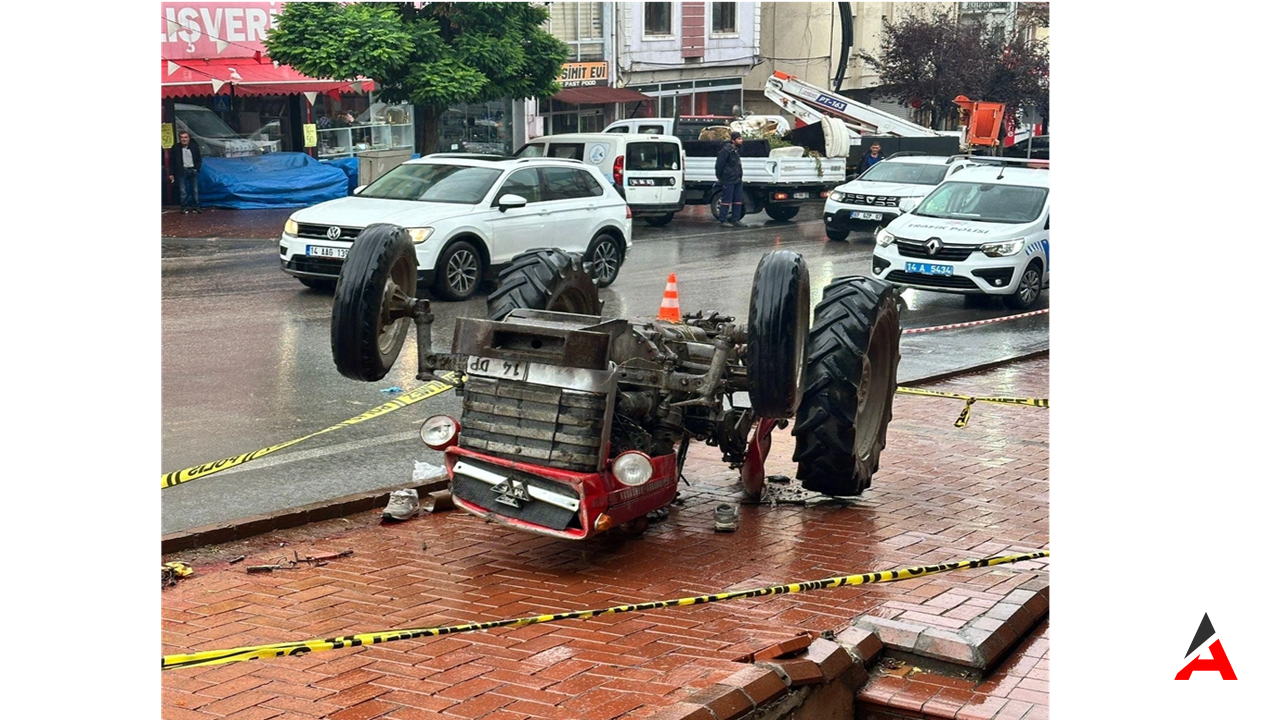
[552,86,652,105]
[161,58,374,98]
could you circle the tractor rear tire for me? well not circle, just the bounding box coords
[331,224,419,382]
[746,250,810,418]
[791,276,901,496]
[487,249,603,321]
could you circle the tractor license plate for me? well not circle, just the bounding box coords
[905,262,953,276]
[852,211,882,221]
[306,245,348,259]
[792,192,810,199]
[467,355,529,381]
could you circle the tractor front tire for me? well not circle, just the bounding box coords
[746,250,810,418]
[791,276,901,496]
[331,224,419,382]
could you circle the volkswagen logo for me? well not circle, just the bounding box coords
[326,226,343,241]
[925,238,942,256]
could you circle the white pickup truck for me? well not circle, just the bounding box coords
[604,117,845,221]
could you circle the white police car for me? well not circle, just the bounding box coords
[822,154,975,241]
[871,160,1049,309]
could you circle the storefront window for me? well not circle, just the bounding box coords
[314,96,415,160]
[624,82,742,120]
[438,100,512,154]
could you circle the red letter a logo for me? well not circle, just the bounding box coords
[1175,613,1238,680]
[1175,640,1237,680]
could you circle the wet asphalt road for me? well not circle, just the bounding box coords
[160,204,1048,534]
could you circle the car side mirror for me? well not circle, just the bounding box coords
[497,194,528,212]
[898,198,920,214]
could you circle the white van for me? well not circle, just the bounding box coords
[516,133,685,227]
[174,103,279,158]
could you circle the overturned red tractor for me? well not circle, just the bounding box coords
[330,224,902,540]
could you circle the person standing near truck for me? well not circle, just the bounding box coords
[855,142,883,176]
[715,130,745,227]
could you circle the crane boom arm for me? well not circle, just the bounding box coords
[764,71,942,139]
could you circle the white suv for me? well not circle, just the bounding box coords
[822,154,974,241]
[279,156,633,300]
[871,160,1049,310]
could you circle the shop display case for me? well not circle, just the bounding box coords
[317,105,415,159]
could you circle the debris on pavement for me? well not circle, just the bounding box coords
[162,561,193,588]
[380,386,402,394]
[413,461,445,481]
[245,549,354,573]
[383,488,420,521]
[424,490,454,513]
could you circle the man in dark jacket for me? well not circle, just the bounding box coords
[715,130,745,226]
[855,141,883,176]
[168,131,204,214]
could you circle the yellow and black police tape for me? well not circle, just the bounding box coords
[161,373,461,489]
[896,386,1049,428]
[162,550,1048,671]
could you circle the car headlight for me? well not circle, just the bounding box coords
[875,230,896,248]
[979,238,1026,257]
[612,451,654,486]
[406,227,434,244]
[829,190,846,202]
[420,415,459,450]
[284,218,298,236]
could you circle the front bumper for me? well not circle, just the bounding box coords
[871,242,1022,296]
[279,234,436,285]
[445,447,679,540]
[823,205,900,232]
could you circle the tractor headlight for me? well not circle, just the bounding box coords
[979,238,1026,257]
[612,451,654,486]
[876,230,896,248]
[420,415,460,450]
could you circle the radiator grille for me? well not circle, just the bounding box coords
[296,223,362,241]
[460,377,608,472]
[895,239,975,261]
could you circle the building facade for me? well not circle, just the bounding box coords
[745,2,1047,135]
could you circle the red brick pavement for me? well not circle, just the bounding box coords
[162,356,1049,719]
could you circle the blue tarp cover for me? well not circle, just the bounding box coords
[200,153,349,209]
[322,157,361,195]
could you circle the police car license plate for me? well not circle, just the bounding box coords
[306,246,348,259]
[905,262,953,276]
[852,211,882,221]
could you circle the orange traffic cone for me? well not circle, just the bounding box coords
[658,273,682,322]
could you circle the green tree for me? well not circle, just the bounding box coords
[265,2,569,154]
[858,8,1048,134]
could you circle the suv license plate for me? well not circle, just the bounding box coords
[852,211,883,221]
[792,192,810,199]
[306,245,348,259]
[905,262,953,276]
